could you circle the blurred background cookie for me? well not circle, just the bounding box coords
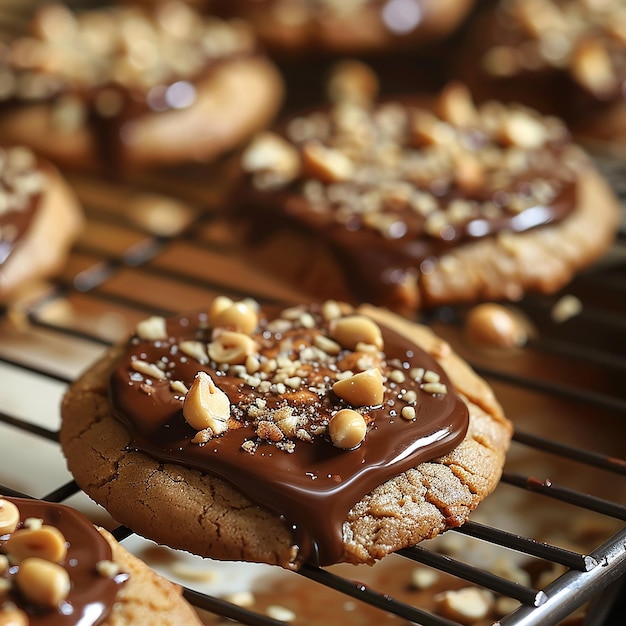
[459,0,626,153]
[0,2,284,174]
[233,65,621,314]
[0,145,82,304]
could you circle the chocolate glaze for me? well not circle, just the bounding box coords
[109,304,469,567]
[0,148,45,268]
[236,94,580,309]
[0,496,128,626]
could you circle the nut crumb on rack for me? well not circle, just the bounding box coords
[551,294,583,323]
[435,587,495,624]
[464,303,529,348]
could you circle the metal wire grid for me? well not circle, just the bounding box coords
[0,159,625,626]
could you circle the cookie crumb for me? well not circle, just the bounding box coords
[410,566,439,589]
[435,587,494,624]
[551,295,582,323]
[222,590,254,608]
[266,605,296,622]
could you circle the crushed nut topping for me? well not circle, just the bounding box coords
[124,299,453,455]
[241,73,581,246]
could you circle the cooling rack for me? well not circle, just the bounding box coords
[1,148,625,626]
[1,1,626,625]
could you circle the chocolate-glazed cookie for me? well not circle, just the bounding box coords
[0,2,283,173]
[0,496,204,625]
[60,296,512,569]
[0,145,82,303]
[234,71,621,314]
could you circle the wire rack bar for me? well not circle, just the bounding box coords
[183,588,288,626]
[470,368,626,414]
[512,430,626,475]
[0,411,58,441]
[398,546,547,607]
[298,564,462,626]
[453,521,597,571]
[502,472,626,520]
[495,528,626,626]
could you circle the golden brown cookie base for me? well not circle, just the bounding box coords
[0,162,83,303]
[60,306,511,568]
[0,57,283,171]
[98,528,204,625]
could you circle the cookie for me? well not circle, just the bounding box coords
[234,74,621,314]
[460,0,626,151]
[60,296,512,569]
[0,2,283,173]
[0,145,83,304]
[0,495,203,625]
[212,0,476,56]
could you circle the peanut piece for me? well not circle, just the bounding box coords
[500,110,547,149]
[266,606,296,622]
[15,558,70,607]
[96,559,121,578]
[210,300,258,335]
[209,295,234,320]
[0,499,20,535]
[572,38,616,95]
[437,82,478,127]
[179,340,209,364]
[301,141,355,183]
[0,606,29,626]
[135,315,168,340]
[410,567,439,589]
[241,132,300,185]
[6,525,68,564]
[333,368,384,406]
[208,331,257,365]
[326,59,379,105]
[464,303,527,348]
[329,315,383,351]
[551,294,582,323]
[130,360,166,380]
[329,409,367,449]
[435,587,494,624]
[183,371,230,434]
